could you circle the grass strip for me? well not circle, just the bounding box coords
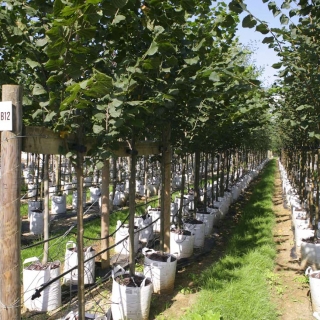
[183,159,278,320]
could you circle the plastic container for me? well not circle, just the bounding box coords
[183,220,205,248]
[63,241,95,285]
[51,195,66,215]
[23,257,61,312]
[111,266,153,320]
[135,214,154,243]
[170,231,194,259]
[72,191,87,209]
[143,248,177,294]
[306,267,320,312]
[29,209,44,235]
[114,221,139,255]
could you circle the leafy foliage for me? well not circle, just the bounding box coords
[0,0,273,160]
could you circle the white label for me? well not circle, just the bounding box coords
[0,101,12,131]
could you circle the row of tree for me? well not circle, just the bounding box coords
[0,0,273,160]
[229,0,320,224]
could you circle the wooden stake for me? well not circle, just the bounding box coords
[0,85,22,319]
[160,127,171,252]
[75,129,85,320]
[42,154,49,265]
[129,137,136,276]
[100,159,110,269]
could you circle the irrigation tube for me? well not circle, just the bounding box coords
[30,217,160,300]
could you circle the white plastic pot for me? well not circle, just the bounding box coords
[111,266,153,320]
[135,214,154,243]
[89,187,100,204]
[72,190,87,209]
[170,231,194,259]
[63,241,96,285]
[306,267,320,312]
[196,212,215,236]
[29,210,44,235]
[148,207,161,233]
[28,200,43,219]
[51,195,66,215]
[114,221,139,255]
[183,221,205,248]
[143,248,177,294]
[23,257,61,312]
[301,242,320,269]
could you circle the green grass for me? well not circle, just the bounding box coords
[181,159,278,320]
[20,190,159,266]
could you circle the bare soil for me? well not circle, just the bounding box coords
[270,165,313,320]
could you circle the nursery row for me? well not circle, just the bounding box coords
[22,158,270,319]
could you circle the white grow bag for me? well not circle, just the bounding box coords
[63,241,95,285]
[23,257,61,312]
[111,266,153,320]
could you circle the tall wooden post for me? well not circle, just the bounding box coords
[129,137,137,276]
[0,85,22,319]
[42,154,50,265]
[160,127,171,252]
[100,159,110,269]
[75,126,85,320]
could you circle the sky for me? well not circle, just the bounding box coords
[229,0,293,87]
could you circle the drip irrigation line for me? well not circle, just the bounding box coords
[21,233,64,250]
[82,216,159,241]
[30,235,130,300]
[30,215,161,299]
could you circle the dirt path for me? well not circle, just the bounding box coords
[271,163,314,320]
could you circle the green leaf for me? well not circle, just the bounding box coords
[26,58,40,69]
[94,113,106,120]
[77,27,96,39]
[289,9,297,17]
[296,105,312,111]
[281,2,291,9]
[262,36,274,44]
[146,41,159,56]
[209,72,220,82]
[272,62,282,69]
[93,124,104,134]
[193,38,206,52]
[228,1,243,13]
[280,14,289,25]
[112,15,126,24]
[262,0,269,3]
[249,79,261,86]
[126,101,144,106]
[242,15,257,28]
[184,56,199,65]
[111,0,129,8]
[256,23,269,34]
[44,111,56,122]
[32,109,43,119]
[35,38,48,47]
[32,83,47,95]
[154,25,165,36]
[53,0,64,16]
